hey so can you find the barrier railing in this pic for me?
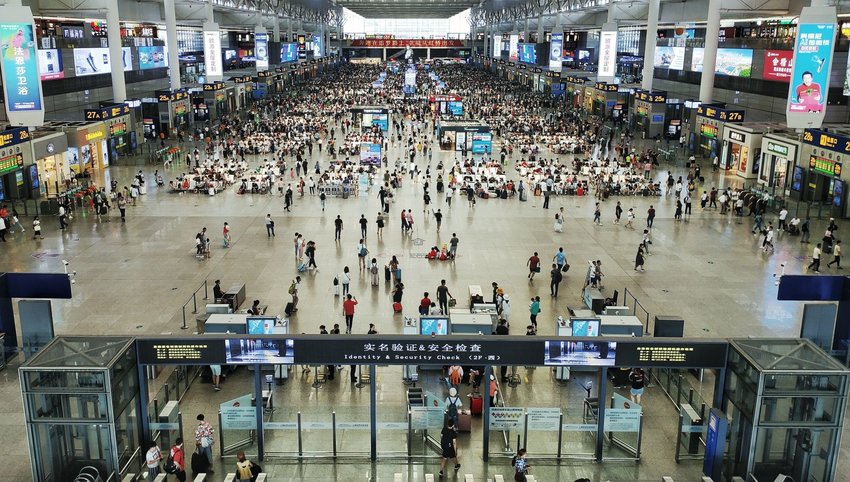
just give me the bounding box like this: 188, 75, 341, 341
622, 287, 652, 334
180, 280, 209, 330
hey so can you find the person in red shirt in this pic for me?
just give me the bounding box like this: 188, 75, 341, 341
169, 437, 186, 481
419, 292, 431, 315
342, 294, 358, 334
527, 252, 540, 280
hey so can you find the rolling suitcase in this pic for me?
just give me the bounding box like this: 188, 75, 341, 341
285, 302, 294, 315
191, 450, 209, 475
470, 394, 483, 415
393, 302, 403, 313
456, 410, 472, 432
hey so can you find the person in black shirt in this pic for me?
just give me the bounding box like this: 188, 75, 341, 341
334, 215, 343, 240
495, 319, 509, 381
434, 209, 443, 232
359, 215, 368, 239
212, 280, 224, 301
439, 422, 460, 477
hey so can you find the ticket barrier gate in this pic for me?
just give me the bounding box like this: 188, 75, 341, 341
675, 403, 705, 462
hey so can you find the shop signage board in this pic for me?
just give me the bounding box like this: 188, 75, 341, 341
786, 7, 838, 129
803, 128, 850, 155
526, 408, 561, 431
767, 141, 790, 156
84, 104, 130, 121
696, 105, 745, 122
0, 7, 44, 126
635, 90, 667, 103
728, 130, 746, 143
351, 39, 464, 48
604, 408, 641, 432
0, 127, 30, 148
489, 407, 525, 430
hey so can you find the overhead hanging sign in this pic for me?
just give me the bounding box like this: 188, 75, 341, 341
597, 24, 617, 81
549, 32, 563, 73
255, 29, 268, 71
786, 7, 838, 129
508, 34, 519, 62
203, 25, 222, 81
0, 6, 44, 126
492, 34, 502, 57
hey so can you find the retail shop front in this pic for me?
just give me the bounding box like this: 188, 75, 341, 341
759, 133, 800, 201
720, 123, 764, 180
58, 122, 108, 176
799, 128, 850, 217
30, 130, 69, 196
692, 104, 745, 163
85, 104, 135, 165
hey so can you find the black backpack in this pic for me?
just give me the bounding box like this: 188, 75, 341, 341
163, 449, 178, 474
447, 396, 459, 419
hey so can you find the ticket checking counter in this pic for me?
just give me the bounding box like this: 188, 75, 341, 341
799, 128, 850, 217
203, 82, 228, 119
593, 82, 618, 117
759, 133, 800, 199
720, 123, 764, 180
564, 75, 588, 109
155, 89, 190, 138
85, 104, 134, 165
0, 127, 34, 200
253, 72, 273, 100
30, 130, 69, 196
692, 104, 745, 162
631, 89, 667, 139
28, 334, 846, 482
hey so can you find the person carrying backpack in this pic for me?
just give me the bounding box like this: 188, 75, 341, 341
235, 450, 261, 482
164, 437, 186, 481
444, 387, 462, 426
511, 448, 530, 481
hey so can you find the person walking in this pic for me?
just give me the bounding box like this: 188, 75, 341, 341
265, 214, 275, 237
436, 279, 453, 314
334, 215, 343, 240
642, 229, 652, 255
553, 247, 567, 270
512, 448, 531, 482
828, 240, 842, 269
359, 214, 368, 239
117, 194, 127, 222
762, 224, 775, 252
614, 201, 622, 225
357, 239, 368, 270
593, 202, 602, 226
646, 205, 656, 228
808, 243, 822, 273
340, 267, 351, 296
145, 441, 162, 480
438, 421, 461, 477
194, 414, 215, 472
376, 212, 384, 237
370, 258, 380, 286
222, 222, 232, 248
167, 438, 187, 482
434, 208, 443, 232
629, 368, 646, 404
449, 233, 459, 259
527, 252, 540, 280
235, 450, 258, 482
32, 216, 43, 240
550, 263, 563, 297
58, 203, 67, 230
634, 243, 647, 271
684, 193, 692, 216
625, 208, 635, 229
289, 276, 301, 313
342, 294, 358, 334
528, 296, 541, 332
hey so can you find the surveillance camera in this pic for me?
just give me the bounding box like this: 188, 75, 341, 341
62, 260, 69, 265
72, 271, 77, 276
71, 279, 76, 284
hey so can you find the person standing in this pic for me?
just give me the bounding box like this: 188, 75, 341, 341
376, 212, 384, 237
684, 193, 692, 216
550, 264, 563, 297
32, 216, 43, 240
145, 441, 162, 480
528, 296, 541, 332
512, 448, 530, 482
359, 214, 368, 239
0, 215, 7, 242
168, 437, 187, 482
808, 243, 822, 273
527, 252, 540, 280
58, 203, 67, 230
801, 218, 811, 244
436, 279, 453, 315
370, 258, 380, 286
289, 276, 301, 313
593, 202, 602, 226
778, 208, 789, 231
265, 214, 275, 237
334, 215, 343, 240
828, 240, 842, 269
209, 364, 222, 391
117, 194, 127, 222
194, 414, 215, 472
235, 450, 257, 482
438, 421, 461, 477
320, 190, 327, 211
284, 185, 293, 211
222, 222, 232, 248
614, 201, 622, 225
306, 241, 318, 270
629, 368, 646, 404
340, 267, 351, 296
646, 205, 656, 228
357, 239, 368, 270
434, 208, 443, 232
449, 233, 459, 259
343, 294, 358, 334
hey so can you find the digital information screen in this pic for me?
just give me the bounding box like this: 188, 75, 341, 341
294, 337, 542, 365
137, 339, 227, 364
615, 340, 728, 368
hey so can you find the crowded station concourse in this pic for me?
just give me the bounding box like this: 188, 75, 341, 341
3, 0, 850, 481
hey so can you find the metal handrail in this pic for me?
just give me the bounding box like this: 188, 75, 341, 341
180, 280, 209, 330
623, 287, 652, 334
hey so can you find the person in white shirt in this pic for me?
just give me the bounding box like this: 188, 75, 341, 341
778, 208, 789, 231
625, 208, 635, 229
828, 241, 843, 269
763, 224, 775, 252
808, 244, 822, 273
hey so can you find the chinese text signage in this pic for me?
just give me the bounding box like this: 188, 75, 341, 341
803, 128, 850, 155
203, 28, 222, 79
763, 50, 793, 82
810, 155, 842, 177
351, 39, 463, 48
0, 16, 43, 125
786, 13, 838, 128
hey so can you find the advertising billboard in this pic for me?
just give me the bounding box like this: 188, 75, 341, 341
519, 43, 536, 64
359, 142, 381, 165
493, 34, 502, 57
255, 31, 268, 70
471, 132, 492, 154
37, 48, 63, 80
763, 50, 793, 82
280, 43, 297, 62
653, 46, 685, 70
203, 28, 222, 79
138, 46, 166, 69
691, 48, 752, 77
508, 34, 519, 61
787, 20, 837, 126
312, 34, 323, 58
120, 47, 133, 71
597, 28, 617, 80
844, 54, 850, 96
74, 47, 110, 76
0, 19, 44, 122
549, 32, 563, 72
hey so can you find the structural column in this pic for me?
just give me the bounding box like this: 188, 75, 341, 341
105, 0, 127, 102
273, 18, 280, 43
163, 0, 181, 90
698, 0, 721, 103
536, 14, 544, 43
640, 0, 660, 91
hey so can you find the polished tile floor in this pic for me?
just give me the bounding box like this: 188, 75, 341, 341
2, 126, 846, 481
